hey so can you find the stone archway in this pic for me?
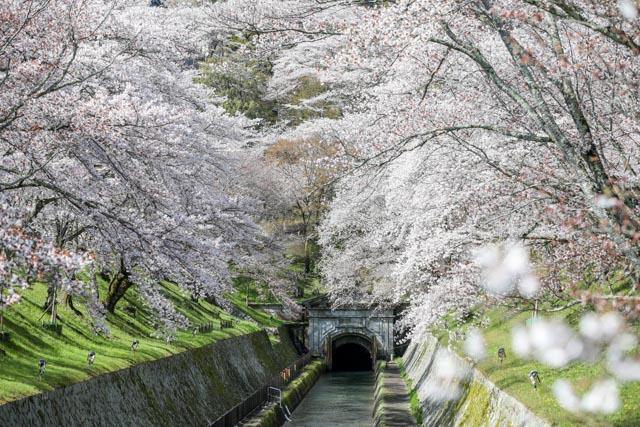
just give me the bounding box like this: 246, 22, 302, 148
304, 296, 395, 362
324, 331, 378, 370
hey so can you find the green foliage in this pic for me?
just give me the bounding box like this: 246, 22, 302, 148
196, 46, 276, 123
285, 238, 324, 299
0, 279, 267, 404
281, 76, 342, 126
226, 292, 283, 328
233, 276, 280, 304
197, 52, 341, 126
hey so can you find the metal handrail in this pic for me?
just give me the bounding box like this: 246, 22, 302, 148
209, 353, 312, 427
268, 387, 282, 404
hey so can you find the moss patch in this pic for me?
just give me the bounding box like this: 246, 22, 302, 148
455, 380, 492, 427
250, 360, 325, 427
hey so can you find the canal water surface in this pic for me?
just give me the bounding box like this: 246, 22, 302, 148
285, 371, 375, 426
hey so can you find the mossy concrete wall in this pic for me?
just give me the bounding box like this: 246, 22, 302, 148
245, 360, 325, 427
373, 361, 388, 426
402, 334, 550, 427
0, 327, 298, 427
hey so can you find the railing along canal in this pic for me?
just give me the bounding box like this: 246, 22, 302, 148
209, 353, 312, 427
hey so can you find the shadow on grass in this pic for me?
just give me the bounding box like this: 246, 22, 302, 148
0, 280, 265, 405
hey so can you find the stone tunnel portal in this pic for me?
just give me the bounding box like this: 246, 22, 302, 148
304, 296, 394, 370
330, 333, 374, 371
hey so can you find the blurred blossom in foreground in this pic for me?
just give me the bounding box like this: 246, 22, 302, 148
607, 333, 640, 382
618, 0, 639, 20
463, 328, 486, 361
595, 195, 620, 209
474, 242, 539, 297
552, 380, 581, 412
512, 319, 583, 367
582, 380, 621, 414
578, 312, 640, 381
553, 379, 621, 414
512, 308, 636, 372
423, 352, 470, 402
580, 312, 623, 343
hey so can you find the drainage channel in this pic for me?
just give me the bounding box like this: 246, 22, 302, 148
283, 371, 375, 426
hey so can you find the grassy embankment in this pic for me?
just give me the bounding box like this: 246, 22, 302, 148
433, 306, 640, 426
0, 277, 282, 404
227, 292, 283, 328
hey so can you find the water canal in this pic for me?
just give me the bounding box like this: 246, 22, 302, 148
284, 371, 375, 427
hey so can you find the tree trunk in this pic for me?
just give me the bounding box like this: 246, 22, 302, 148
50, 285, 57, 325
38, 284, 59, 324
205, 294, 223, 308
104, 258, 131, 314
64, 293, 83, 316
0, 286, 4, 334
304, 238, 311, 274
296, 201, 312, 275
104, 275, 132, 314
43, 286, 55, 311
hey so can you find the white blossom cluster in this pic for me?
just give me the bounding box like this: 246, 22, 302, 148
0, 0, 295, 331
474, 243, 540, 297
0, 197, 90, 313
474, 245, 637, 414
214, 0, 640, 416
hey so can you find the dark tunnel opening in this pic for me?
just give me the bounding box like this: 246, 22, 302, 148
332, 342, 373, 371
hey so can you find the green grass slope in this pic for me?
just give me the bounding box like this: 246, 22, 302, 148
227, 292, 283, 328
0, 279, 266, 404
436, 307, 640, 426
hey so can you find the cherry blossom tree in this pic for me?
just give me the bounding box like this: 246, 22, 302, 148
0, 0, 287, 334
226, 0, 639, 316
212, 0, 640, 413
0, 195, 90, 333
264, 135, 344, 274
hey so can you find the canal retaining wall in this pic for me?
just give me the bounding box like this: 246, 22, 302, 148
243, 360, 325, 426
402, 334, 550, 427
0, 327, 299, 427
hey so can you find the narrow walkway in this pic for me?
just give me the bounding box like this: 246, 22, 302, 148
375, 362, 416, 427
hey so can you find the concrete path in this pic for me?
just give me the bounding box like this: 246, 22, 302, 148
375, 362, 417, 427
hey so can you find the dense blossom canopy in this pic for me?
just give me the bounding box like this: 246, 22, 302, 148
0, 0, 283, 334
1, 0, 639, 414
208, 0, 640, 413
218, 0, 640, 321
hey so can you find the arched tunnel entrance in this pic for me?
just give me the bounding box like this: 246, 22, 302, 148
327, 333, 376, 371
332, 342, 373, 371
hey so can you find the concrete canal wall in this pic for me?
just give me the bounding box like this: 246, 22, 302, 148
0, 328, 298, 427
402, 334, 550, 427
